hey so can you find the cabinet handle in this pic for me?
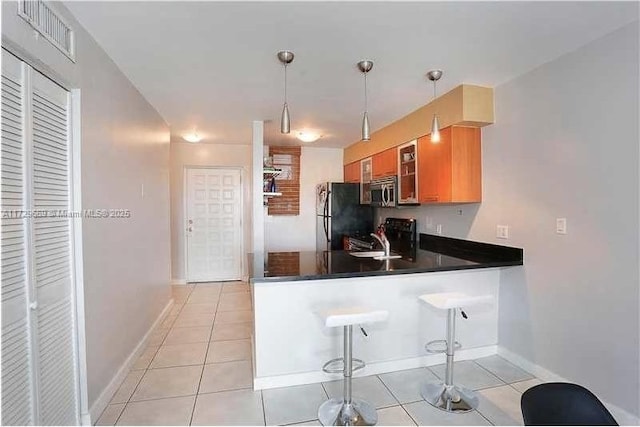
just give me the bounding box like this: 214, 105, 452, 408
423, 196, 439, 202
29, 302, 38, 310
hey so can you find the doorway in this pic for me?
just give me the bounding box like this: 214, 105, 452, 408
185, 167, 243, 282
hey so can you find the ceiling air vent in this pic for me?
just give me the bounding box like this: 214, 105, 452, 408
17, 0, 75, 62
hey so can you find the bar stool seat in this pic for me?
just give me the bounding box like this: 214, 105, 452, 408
419, 292, 492, 310
318, 307, 388, 426
419, 291, 493, 413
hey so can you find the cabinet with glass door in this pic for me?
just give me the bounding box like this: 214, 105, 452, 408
397, 140, 418, 204
360, 157, 372, 204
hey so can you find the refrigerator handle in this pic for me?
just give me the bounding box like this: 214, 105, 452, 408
324, 190, 330, 217
324, 215, 329, 241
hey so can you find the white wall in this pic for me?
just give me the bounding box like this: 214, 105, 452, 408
378, 22, 639, 417
265, 146, 343, 251
1, 0, 171, 415
170, 142, 253, 281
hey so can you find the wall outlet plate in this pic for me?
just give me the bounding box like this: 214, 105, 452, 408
497, 225, 509, 239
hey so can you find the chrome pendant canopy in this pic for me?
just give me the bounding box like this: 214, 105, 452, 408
278, 51, 295, 134
427, 69, 443, 143
357, 60, 373, 142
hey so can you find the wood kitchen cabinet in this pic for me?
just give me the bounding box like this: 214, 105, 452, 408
360, 157, 372, 204
417, 126, 482, 203
397, 140, 418, 204
343, 162, 360, 183
372, 147, 397, 178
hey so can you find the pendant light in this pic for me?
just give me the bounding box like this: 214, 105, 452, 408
427, 69, 443, 143
357, 60, 373, 141
277, 51, 294, 134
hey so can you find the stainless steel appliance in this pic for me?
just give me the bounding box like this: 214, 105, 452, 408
370, 176, 397, 207
316, 182, 374, 252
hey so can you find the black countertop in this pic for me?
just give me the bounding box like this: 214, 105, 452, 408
250, 234, 523, 283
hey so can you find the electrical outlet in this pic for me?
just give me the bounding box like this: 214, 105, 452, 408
497, 225, 509, 239
457, 209, 463, 216
556, 218, 567, 234
436, 224, 442, 235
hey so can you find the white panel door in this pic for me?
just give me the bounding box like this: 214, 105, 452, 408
186, 168, 242, 282
1, 49, 80, 426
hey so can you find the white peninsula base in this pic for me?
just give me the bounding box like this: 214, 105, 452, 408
251, 268, 503, 390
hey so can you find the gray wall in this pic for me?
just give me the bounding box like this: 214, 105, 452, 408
2, 0, 171, 414
378, 21, 639, 416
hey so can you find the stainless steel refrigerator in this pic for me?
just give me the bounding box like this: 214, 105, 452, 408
316, 182, 373, 252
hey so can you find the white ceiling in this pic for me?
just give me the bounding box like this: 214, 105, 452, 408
64, 1, 637, 148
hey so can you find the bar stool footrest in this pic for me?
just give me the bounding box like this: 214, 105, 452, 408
425, 339, 462, 354
322, 357, 365, 374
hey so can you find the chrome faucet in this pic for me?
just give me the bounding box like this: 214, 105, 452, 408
370, 230, 391, 258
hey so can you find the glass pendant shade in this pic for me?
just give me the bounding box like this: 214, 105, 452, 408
362, 112, 371, 141
430, 114, 440, 143
281, 102, 290, 134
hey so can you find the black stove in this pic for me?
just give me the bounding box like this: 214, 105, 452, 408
346, 217, 417, 260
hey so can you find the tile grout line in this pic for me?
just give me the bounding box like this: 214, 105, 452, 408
188, 283, 223, 426
260, 389, 267, 426
470, 359, 510, 386
375, 373, 402, 406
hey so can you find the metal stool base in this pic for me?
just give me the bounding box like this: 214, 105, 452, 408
421, 381, 479, 413
318, 398, 378, 426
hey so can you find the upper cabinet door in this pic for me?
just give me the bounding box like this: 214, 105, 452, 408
360, 157, 372, 204
343, 162, 360, 183
397, 140, 418, 204
372, 148, 397, 179
417, 126, 482, 204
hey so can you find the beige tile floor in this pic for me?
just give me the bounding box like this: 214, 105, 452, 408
95, 282, 542, 426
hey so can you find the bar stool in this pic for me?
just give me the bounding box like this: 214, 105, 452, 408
318, 307, 389, 426
419, 292, 493, 413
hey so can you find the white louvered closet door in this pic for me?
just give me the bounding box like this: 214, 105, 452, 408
1, 49, 79, 426
1, 47, 34, 427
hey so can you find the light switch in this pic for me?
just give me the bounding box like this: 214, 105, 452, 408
556, 218, 567, 235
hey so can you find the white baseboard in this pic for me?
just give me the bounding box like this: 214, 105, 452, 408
88, 299, 174, 423
254, 345, 497, 390
170, 278, 187, 286
497, 346, 640, 426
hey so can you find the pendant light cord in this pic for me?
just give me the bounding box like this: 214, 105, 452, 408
284, 63, 288, 104
364, 71, 368, 113
433, 79, 437, 100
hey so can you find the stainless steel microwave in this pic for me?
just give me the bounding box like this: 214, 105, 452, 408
370, 176, 397, 207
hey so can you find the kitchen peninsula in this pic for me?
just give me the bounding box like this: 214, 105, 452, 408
249, 235, 523, 390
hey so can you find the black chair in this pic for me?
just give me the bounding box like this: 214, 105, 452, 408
521, 382, 618, 426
